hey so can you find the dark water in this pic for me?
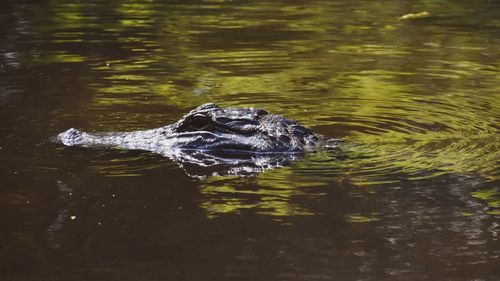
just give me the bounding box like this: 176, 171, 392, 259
1, 0, 499, 280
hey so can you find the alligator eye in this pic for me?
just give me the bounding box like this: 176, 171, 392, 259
189, 114, 208, 128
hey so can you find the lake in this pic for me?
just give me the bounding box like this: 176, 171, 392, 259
0, 0, 498, 280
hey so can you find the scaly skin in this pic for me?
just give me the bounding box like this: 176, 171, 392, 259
57, 103, 340, 177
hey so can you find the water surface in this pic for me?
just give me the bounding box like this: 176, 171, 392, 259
1, 0, 499, 280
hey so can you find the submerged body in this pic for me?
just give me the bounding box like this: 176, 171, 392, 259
57, 103, 339, 176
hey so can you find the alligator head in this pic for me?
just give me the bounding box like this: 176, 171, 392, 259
57, 103, 340, 177
162, 103, 323, 153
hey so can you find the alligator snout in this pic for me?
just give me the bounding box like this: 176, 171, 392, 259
58, 128, 86, 146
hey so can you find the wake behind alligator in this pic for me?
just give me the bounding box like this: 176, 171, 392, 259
57, 103, 340, 177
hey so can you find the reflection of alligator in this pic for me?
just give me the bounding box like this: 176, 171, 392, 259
57, 103, 340, 177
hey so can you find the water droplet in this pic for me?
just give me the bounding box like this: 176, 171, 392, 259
70, 216, 76, 220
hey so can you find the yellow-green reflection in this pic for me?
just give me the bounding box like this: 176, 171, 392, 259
330, 45, 411, 56
116, 0, 157, 28
35, 52, 86, 64
346, 214, 380, 223
200, 166, 329, 218
471, 190, 500, 215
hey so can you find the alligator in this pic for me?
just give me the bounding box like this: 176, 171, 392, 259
57, 103, 340, 177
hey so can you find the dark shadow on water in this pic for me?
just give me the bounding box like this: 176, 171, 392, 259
1, 158, 498, 280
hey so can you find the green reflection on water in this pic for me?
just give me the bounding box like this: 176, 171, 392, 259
35, 52, 86, 64
200, 168, 324, 217
471, 190, 500, 212
346, 214, 380, 223
330, 44, 411, 56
